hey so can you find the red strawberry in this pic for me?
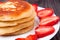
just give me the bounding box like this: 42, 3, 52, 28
38, 8, 54, 19
40, 16, 59, 26
32, 4, 38, 13
25, 35, 37, 40
15, 38, 25, 40
35, 26, 55, 38
0, 2, 2, 4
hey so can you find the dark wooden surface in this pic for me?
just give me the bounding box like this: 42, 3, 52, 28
27, 0, 60, 40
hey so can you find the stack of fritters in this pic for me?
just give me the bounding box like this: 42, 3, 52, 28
0, 1, 36, 36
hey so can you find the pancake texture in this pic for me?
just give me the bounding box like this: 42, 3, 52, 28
0, 19, 34, 35
0, 14, 34, 27
0, 1, 35, 21
0, 1, 36, 36
2, 25, 34, 36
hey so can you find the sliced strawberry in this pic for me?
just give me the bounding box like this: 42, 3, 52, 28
25, 34, 37, 40
38, 8, 54, 19
32, 4, 38, 13
15, 38, 25, 40
40, 16, 59, 26
35, 26, 55, 38
0, 2, 2, 4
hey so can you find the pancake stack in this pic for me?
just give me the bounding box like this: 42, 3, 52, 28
0, 1, 36, 36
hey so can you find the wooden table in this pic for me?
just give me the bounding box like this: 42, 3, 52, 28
27, 0, 60, 40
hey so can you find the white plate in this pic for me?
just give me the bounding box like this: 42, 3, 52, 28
0, 7, 60, 40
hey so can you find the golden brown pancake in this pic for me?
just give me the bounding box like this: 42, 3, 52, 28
0, 19, 34, 35
0, 1, 36, 21
0, 14, 35, 27
0, 1, 36, 36
2, 25, 34, 36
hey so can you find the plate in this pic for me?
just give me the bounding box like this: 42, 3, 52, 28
0, 7, 60, 40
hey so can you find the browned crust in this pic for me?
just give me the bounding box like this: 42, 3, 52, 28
0, 1, 31, 17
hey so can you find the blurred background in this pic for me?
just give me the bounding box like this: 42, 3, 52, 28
0, 0, 60, 40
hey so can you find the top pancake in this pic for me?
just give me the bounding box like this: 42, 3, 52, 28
0, 1, 35, 21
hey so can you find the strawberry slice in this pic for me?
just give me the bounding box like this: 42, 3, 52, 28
38, 8, 54, 19
0, 2, 2, 4
32, 4, 38, 13
35, 26, 55, 38
40, 16, 59, 26
15, 38, 25, 40
25, 35, 37, 40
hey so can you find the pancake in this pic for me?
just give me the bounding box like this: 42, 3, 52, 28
0, 14, 35, 27
2, 25, 34, 36
0, 1, 36, 21
0, 19, 34, 35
